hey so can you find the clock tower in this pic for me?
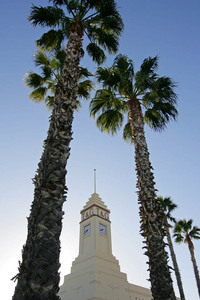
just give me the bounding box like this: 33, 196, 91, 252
79, 192, 113, 260
59, 192, 152, 300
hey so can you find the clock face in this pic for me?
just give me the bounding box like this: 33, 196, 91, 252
99, 223, 106, 235
84, 224, 91, 236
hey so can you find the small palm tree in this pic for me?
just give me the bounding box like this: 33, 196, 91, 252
174, 219, 200, 297
25, 48, 93, 108
90, 54, 178, 299
158, 196, 186, 300
13, 1, 123, 299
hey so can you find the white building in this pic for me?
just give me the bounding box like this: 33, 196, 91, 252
59, 192, 153, 300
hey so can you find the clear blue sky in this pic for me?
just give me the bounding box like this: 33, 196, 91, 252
0, 0, 200, 299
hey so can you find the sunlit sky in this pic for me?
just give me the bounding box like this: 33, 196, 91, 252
1, 0, 200, 299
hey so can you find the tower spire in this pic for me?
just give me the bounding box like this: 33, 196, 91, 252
94, 169, 96, 193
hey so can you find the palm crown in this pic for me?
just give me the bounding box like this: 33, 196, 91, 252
158, 196, 177, 224
174, 219, 200, 245
29, 0, 124, 64
90, 54, 178, 141
25, 48, 93, 108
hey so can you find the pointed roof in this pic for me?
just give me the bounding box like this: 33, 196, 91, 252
81, 193, 110, 213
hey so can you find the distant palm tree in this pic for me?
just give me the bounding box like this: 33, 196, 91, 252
12, 1, 123, 299
174, 219, 200, 297
90, 54, 178, 299
25, 48, 93, 108
158, 196, 186, 300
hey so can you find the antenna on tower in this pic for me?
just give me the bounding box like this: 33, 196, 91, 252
94, 169, 96, 193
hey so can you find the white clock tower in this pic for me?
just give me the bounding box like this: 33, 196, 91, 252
78, 192, 113, 261
59, 192, 152, 300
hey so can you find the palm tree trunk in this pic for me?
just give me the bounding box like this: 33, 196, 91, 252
187, 238, 200, 297
164, 218, 186, 300
127, 98, 176, 300
12, 26, 83, 300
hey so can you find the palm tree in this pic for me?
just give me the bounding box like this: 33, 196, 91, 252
12, 1, 123, 299
174, 219, 200, 297
90, 54, 178, 299
25, 48, 93, 108
158, 196, 186, 300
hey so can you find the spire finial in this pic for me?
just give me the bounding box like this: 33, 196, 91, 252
94, 169, 96, 193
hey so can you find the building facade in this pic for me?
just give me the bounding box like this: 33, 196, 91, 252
59, 192, 152, 300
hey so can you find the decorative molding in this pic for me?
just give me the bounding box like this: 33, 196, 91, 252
80, 204, 110, 223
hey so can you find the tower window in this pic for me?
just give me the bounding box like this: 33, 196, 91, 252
99, 223, 107, 235
84, 224, 91, 236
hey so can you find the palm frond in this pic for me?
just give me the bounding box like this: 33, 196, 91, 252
41, 66, 52, 79
45, 95, 55, 107
90, 89, 113, 116
189, 226, 200, 240
25, 72, 44, 88
83, 0, 123, 57
78, 79, 93, 99
29, 87, 47, 102
79, 67, 93, 79
142, 74, 178, 129
86, 25, 118, 54
50, 58, 60, 71
34, 50, 50, 67
96, 110, 124, 135
158, 196, 177, 223
153, 76, 177, 104
135, 56, 158, 92
49, 0, 66, 5
114, 55, 134, 76
90, 89, 126, 116
29, 5, 65, 27
173, 232, 184, 244
144, 102, 178, 131
86, 43, 106, 65
90, 88, 126, 135
95, 0, 124, 34
36, 29, 64, 51
96, 55, 134, 96
114, 55, 134, 95
140, 56, 159, 74
96, 67, 120, 89
96, 15, 123, 35
123, 122, 133, 144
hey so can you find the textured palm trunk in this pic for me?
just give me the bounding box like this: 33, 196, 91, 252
164, 218, 185, 300
127, 98, 176, 300
187, 237, 200, 297
12, 25, 83, 300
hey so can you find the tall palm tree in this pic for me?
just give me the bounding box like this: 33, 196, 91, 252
90, 54, 178, 299
25, 48, 93, 108
158, 196, 186, 300
174, 219, 200, 297
12, 1, 123, 299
